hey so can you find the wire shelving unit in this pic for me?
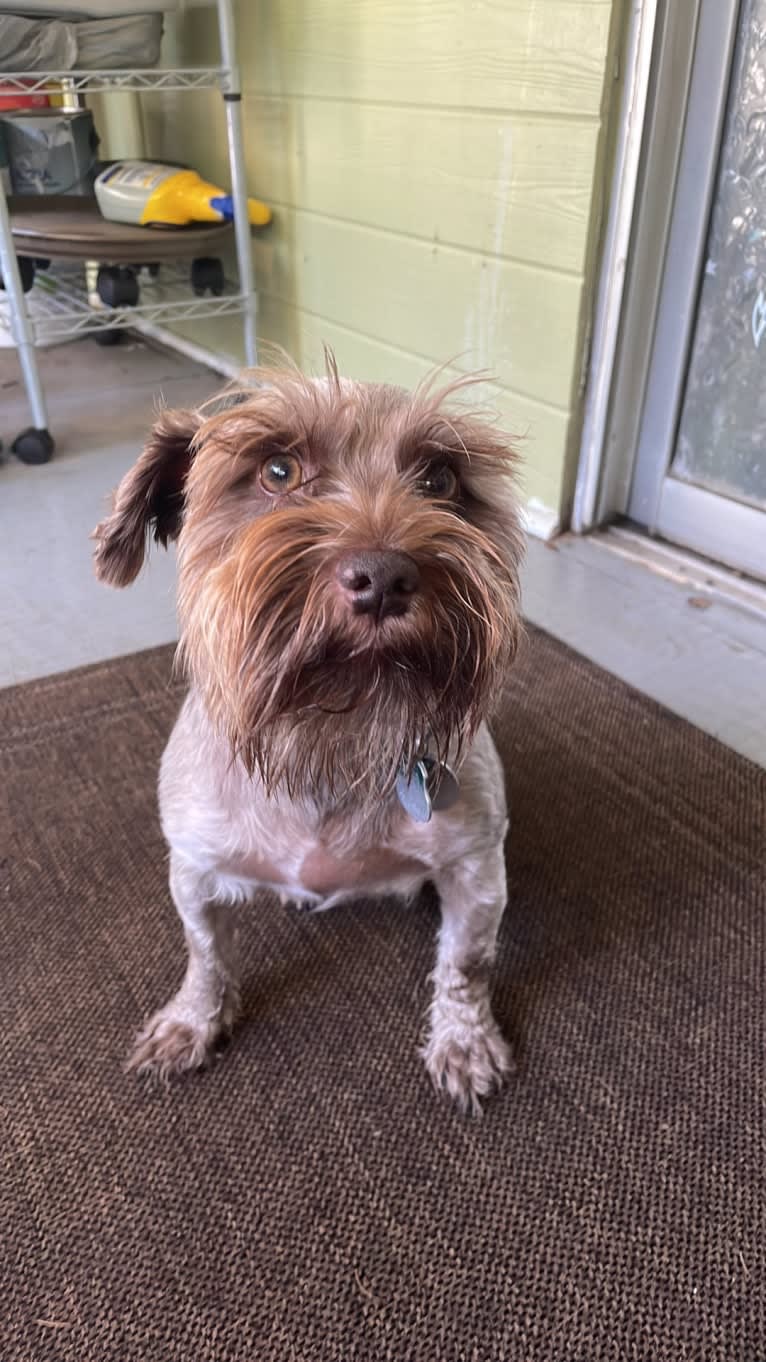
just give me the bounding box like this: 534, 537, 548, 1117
0, 0, 257, 463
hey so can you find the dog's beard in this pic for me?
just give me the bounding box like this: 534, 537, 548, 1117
178, 502, 519, 802
231, 627, 483, 801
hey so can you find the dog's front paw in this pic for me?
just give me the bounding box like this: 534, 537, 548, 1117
421, 1017, 512, 1116
126, 1007, 224, 1081
278, 892, 315, 912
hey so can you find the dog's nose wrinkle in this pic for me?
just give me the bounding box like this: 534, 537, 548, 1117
336, 551, 420, 619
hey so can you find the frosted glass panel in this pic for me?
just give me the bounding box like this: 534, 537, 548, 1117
673, 0, 766, 512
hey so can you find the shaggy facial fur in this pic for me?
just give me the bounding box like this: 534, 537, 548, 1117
94, 360, 525, 1114
96, 364, 522, 801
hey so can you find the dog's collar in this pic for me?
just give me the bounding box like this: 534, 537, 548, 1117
395, 755, 460, 823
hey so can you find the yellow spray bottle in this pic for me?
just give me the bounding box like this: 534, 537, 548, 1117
94, 160, 271, 229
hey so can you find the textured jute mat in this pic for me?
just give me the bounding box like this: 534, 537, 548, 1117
1, 632, 764, 1361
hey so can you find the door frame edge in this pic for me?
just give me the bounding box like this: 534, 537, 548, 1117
573, 0, 741, 533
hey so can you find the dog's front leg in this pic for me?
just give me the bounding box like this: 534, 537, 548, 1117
127, 852, 240, 1079
422, 837, 511, 1114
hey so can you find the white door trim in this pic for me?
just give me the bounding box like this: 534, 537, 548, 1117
626, 0, 740, 527
655, 480, 766, 582
572, 0, 659, 533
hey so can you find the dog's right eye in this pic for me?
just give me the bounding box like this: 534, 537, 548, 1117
260, 453, 303, 495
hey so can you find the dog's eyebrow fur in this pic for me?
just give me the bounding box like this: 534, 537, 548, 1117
193, 361, 519, 490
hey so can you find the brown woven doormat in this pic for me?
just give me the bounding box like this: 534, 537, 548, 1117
1, 632, 764, 1361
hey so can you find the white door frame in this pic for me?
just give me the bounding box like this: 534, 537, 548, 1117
574, 0, 765, 581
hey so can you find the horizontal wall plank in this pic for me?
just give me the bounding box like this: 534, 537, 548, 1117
152, 94, 598, 275
180, 0, 612, 117
249, 208, 582, 407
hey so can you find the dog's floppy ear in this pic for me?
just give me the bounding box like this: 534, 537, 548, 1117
93, 407, 201, 587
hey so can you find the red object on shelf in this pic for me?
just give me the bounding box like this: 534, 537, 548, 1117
0, 85, 50, 112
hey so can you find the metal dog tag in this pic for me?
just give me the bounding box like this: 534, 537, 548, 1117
396, 759, 432, 823
396, 758, 460, 822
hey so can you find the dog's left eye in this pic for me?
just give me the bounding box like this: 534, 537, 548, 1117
417, 462, 458, 500
260, 453, 303, 495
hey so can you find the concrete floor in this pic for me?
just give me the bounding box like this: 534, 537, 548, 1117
2, 338, 765, 769
523, 532, 766, 768
1, 337, 218, 683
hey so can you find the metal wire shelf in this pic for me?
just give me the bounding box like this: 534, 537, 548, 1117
1, 262, 246, 346
0, 68, 229, 95
0, 0, 256, 458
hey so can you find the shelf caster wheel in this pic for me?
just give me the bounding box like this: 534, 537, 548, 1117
191, 256, 224, 297
0, 257, 35, 294
34, 257, 51, 271
12, 427, 54, 465
95, 327, 124, 347
146, 262, 160, 278
96, 265, 139, 308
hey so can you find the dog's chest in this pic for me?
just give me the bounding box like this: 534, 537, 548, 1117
162, 697, 450, 901
296, 843, 427, 897
224, 799, 429, 900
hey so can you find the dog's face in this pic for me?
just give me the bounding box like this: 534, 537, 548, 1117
94, 365, 524, 799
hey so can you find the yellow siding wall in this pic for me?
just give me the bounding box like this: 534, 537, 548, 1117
145, 0, 621, 526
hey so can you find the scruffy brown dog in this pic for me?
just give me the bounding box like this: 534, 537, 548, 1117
94, 360, 524, 1113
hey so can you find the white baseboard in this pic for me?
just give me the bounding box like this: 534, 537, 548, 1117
522, 498, 560, 541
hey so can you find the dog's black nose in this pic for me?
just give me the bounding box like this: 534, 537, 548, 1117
336, 550, 420, 619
